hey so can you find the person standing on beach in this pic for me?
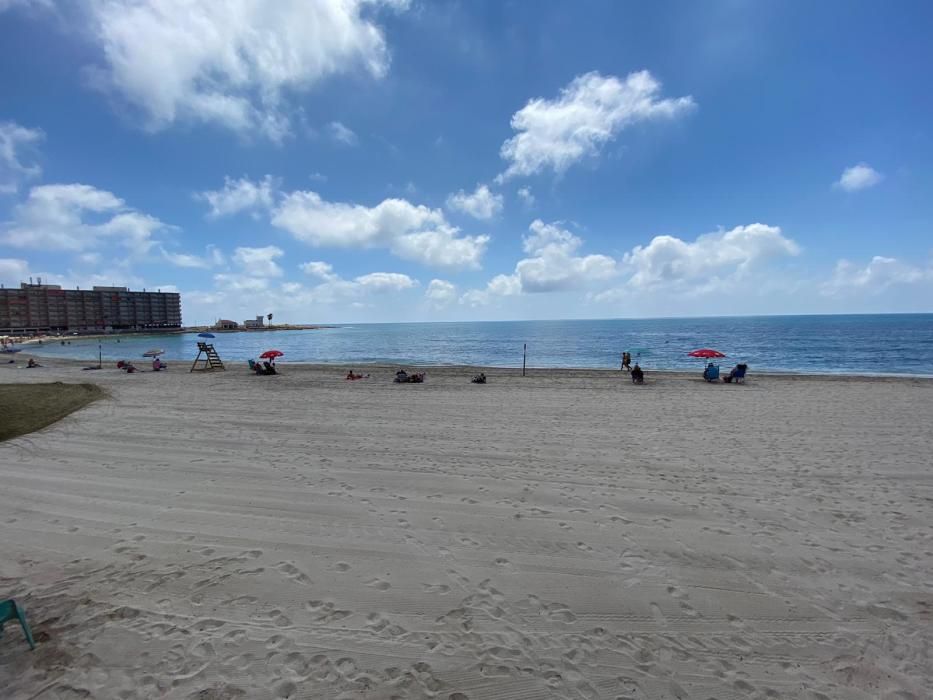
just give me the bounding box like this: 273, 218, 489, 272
621, 352, 632, 371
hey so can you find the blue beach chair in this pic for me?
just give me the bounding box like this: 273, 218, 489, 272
703, 363, 720, 382
0, 598, 36, 650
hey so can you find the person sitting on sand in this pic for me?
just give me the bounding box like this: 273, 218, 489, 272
346, 370, 368, 380
471, 372, 486, 384
152, 358, 166, 371
263, 361, 276, 375
631, 363, 644, 384
395, 370, 409, 383
27, 358, 41, 368
409, 372, 425, 383
722, 363, 747, 383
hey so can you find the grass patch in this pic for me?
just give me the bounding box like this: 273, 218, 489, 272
0, 383, 107, 442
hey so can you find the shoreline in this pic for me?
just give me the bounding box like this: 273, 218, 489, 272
7, 352, 933, 382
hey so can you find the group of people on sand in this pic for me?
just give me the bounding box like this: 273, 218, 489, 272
394, 369, 425, 383
621, 352, 645, 384
345, 370, 369, 380
250, 359, 277, 375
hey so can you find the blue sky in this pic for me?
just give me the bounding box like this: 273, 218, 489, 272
1, 0, 932, 324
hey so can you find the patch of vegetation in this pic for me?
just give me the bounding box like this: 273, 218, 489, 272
0, 383, 107, 442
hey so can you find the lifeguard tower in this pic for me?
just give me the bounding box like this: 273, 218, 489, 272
190, 342, 225, 372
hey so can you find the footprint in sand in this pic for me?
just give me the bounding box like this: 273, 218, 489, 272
275, 562, 311, 585
332, 561, 351, 572
422, 583, 451, 594
365, 578, 391, 591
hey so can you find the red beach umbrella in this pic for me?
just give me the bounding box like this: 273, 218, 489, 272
688, 348, 726, 359
260, 349, 284, 359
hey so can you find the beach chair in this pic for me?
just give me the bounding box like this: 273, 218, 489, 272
703, 364, 720, 382
0, 599, 36, 650
732, 364, 747, 384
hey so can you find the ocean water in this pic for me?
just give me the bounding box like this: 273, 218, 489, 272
22, 314, 933, 376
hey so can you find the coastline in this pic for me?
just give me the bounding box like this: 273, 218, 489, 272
7, 352, 933, 381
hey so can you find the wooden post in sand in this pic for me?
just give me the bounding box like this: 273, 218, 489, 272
522, 343, 527, 377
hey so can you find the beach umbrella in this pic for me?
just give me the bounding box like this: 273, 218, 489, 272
142, 348, 165, 357
198, 332, 215, 338
688, 348, 726, 359
260, 349, 283, 360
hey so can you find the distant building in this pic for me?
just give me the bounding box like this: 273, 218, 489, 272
0, 280, 181, 336
215, 319, 239, 330
243, 315, 264, 329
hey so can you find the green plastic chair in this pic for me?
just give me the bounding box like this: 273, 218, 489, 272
0, 599, 36, 650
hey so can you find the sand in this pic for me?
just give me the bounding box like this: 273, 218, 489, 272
1, 358, 931, 699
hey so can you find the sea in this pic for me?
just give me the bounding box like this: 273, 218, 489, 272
21, 314, 933, 376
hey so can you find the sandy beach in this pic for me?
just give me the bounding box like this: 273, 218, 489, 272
1, 358, 931, 699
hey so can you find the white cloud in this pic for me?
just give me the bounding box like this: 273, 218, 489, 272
221, 261, 418, 318
300, 260, 338, 281
355, 271, 416, 291
425, 278, 456, 306
327, 121, 358, 146
822, 256, 931, 296
515, 220, 617, 293
161, 244, 225, 269
461, 220, 616, 304
835, 163, 883, 192
517, 186, 535, 207
0, 121, 43, 194
84, 0, 406, 139
0, 183, 167, 252
0, 257, 29, 284
589, 223, 800, 301
498, 70, 695, 180
272, 190, 489, 268
232, 245, 284, 277
198, 175, 277, 218
446, 183, 503, 220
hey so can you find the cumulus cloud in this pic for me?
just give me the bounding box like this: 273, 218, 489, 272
822, 256, 931, 296
462, 220, 616, 304
498, 70, 695, 180
446, 183, 503, 220
0, 257, 30, 283
300, 260, 338, 281
621, 223, 800, 293
835, 163, 883, 192
293, 261, 418, 307
0, 183, 167, 252
161, 245, 225, 269
327, 121, 358, 146
425, 278, 456, 306
272, 190, 489, 268
197, 175, 277, 218
232, 245, 284, 277
84, 0, 407, 139
0, 121, 44, 194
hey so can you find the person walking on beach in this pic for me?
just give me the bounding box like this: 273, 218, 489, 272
621, 352, 632, 371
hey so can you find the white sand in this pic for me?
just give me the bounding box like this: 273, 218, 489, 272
1, 360, 931, 699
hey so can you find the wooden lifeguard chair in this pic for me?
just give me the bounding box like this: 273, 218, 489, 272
190, 342, 225, 372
